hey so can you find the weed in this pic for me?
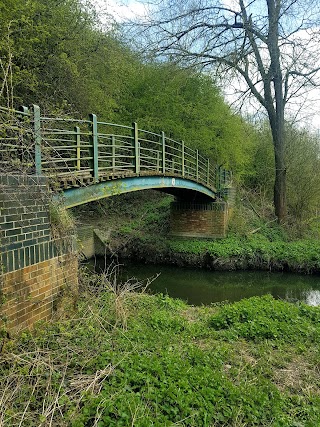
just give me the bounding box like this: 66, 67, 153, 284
1, 281, 319, 426
209, 294, 320, 342
49, 200, 75, 239
80, 263, 159, 329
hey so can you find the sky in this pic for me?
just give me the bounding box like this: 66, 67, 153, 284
93, 0, 147, 22
92, 0, 320, 132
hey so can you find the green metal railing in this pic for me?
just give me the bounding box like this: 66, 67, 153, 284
0, 105, 232, 193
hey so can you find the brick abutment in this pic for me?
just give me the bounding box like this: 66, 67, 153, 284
170, 201, 231, 238
0, 175, 78, 332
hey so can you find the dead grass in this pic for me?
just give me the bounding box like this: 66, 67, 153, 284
273, 356, 320, 395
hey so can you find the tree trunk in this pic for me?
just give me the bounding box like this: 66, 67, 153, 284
274, 141, 287, 222
269, 110, 286, 222
267, 0, 287, 223
266, 101, 287, 222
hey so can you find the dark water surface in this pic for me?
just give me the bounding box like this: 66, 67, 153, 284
91, 259, 320, 306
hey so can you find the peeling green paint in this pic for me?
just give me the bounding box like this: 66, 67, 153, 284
58, 176, 217, 208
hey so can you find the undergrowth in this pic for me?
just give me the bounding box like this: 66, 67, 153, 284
0, 272, 320, 426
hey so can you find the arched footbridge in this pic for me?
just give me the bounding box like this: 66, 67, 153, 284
0, 105, 232, 208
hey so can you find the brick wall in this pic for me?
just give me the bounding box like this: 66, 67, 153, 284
170, 201, 229, 238
0, 175, 78, 331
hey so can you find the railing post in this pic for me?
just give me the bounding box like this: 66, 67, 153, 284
74, 126, 81, 171
111, 135, 116, 173
132, 122, 140, 174
89, 113, 99, 182
161, 131, 166, 174
31, 105, 42, 175
216, 165, 222, 192
196, 149, 199, 181
181, 141, 185, 177
207, 159, 210, 185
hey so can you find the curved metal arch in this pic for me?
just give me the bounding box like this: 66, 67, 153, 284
59, 176, 217, 208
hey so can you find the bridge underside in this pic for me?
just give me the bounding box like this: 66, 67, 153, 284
59, 175, 217, 208
59, 175, 231, 239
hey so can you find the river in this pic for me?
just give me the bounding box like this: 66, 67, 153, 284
89, 258, 320, 306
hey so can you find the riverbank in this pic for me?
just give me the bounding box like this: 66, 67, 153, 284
99, 233, 320, 275
1, 275, 319, 426
73, 192, 320, 275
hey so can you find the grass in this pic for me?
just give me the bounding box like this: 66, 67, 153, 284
168, 235, 320, 272
1, 273, 320, 426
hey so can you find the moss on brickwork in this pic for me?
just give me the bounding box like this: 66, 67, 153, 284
49, 201, 75, 239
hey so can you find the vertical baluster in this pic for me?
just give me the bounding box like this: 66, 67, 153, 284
32, 105, 41, 175
162, 131, 166, 174
17, 106, 29, 169
74, 126, 81, 171
181, 141, 185, 177
196, 149, 199, 181
111, 135, 116, 173
216, 165, 222, 192
207, 159, 210, 185
132, 122, 140, 174
89, 113, 98, 182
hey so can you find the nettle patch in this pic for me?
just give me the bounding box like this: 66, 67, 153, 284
209, 294, 320, 342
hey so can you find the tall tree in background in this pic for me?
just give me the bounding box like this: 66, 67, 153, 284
134, 0, 320, 221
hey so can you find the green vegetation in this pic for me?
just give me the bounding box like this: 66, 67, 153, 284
0, 0, 254, 176
2, 0, 320, 227
1, 279, 319, 426
2, 0, 320, 425
49, 200, 75, 239
168, 236, 320, 272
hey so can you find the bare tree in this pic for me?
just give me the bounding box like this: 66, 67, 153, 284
131, 0, 320, 222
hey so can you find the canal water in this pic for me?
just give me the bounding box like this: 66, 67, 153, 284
90, 259, 320, 306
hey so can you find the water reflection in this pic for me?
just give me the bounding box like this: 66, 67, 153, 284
92, 259, 320, 306
303, 290, 320, 306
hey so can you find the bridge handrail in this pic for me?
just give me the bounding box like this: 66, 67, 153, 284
0, 104, 232, 193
